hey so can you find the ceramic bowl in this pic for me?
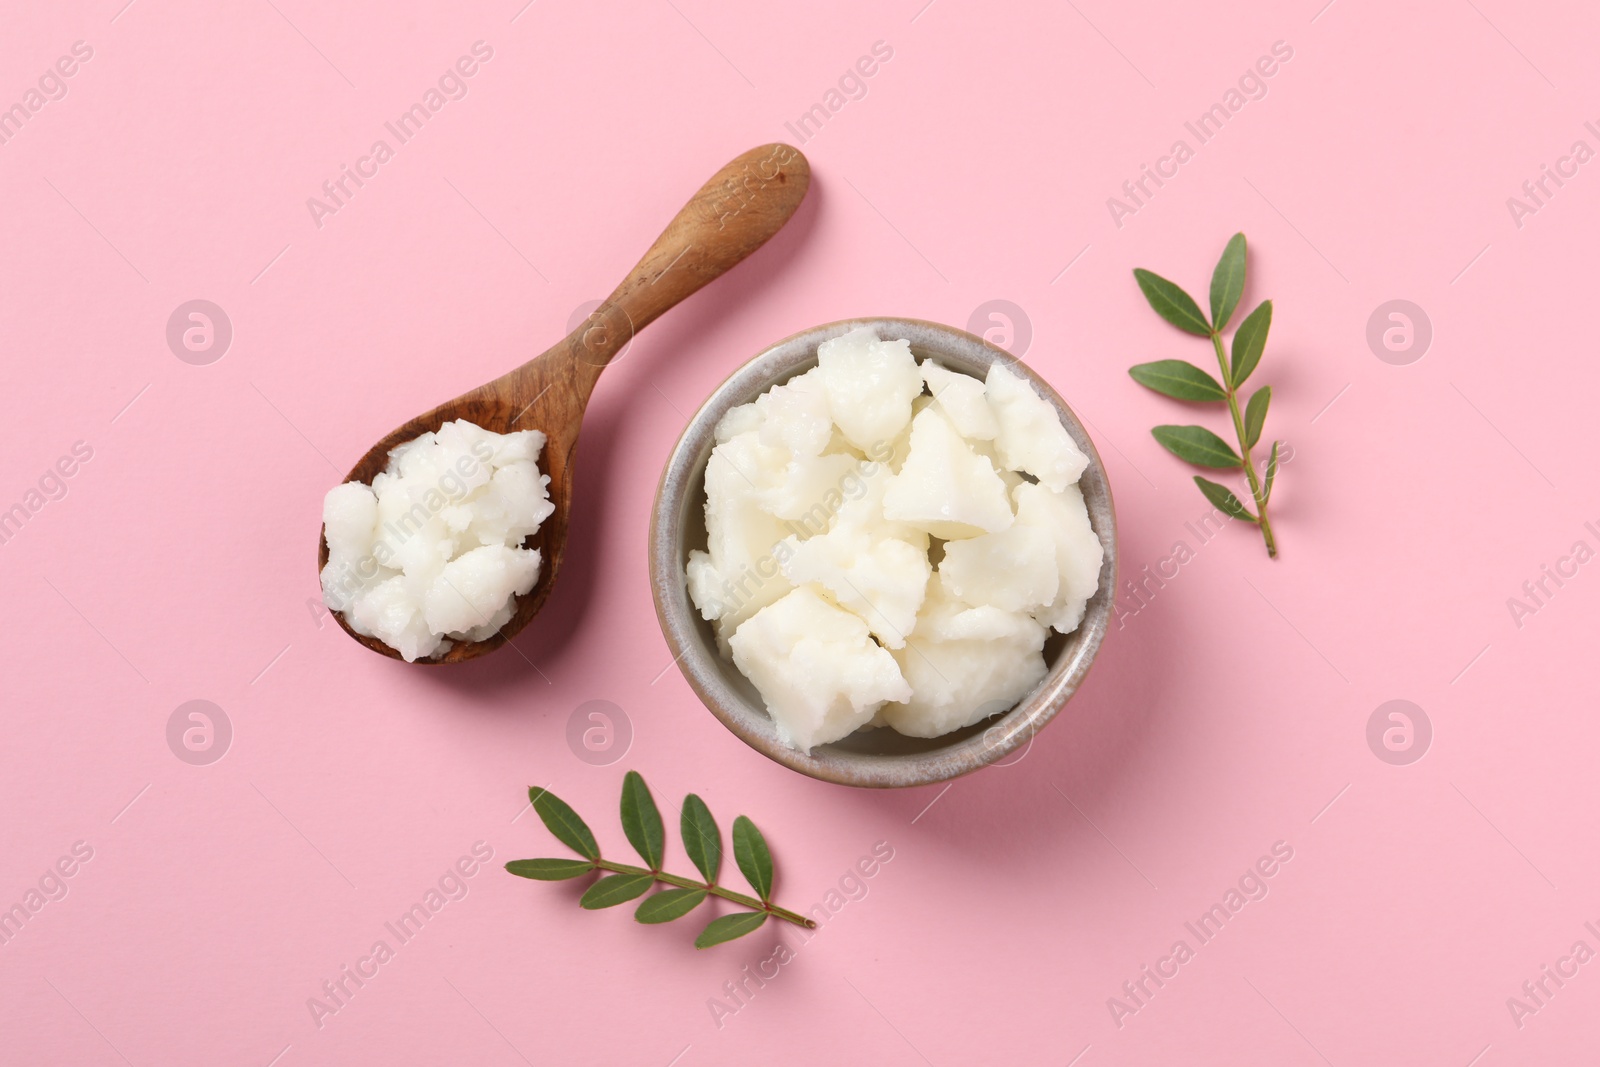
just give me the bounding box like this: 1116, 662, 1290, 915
648, 317, 1117, 787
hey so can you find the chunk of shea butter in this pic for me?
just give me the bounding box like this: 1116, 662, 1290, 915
321, 483, 378, 610
882, 406, 1013, 539
715, 401, 764, 443
882, 578, 1049, 738
754, 366, 834, 456
686, 429, 795, 647
938, 523, 1059, 613
829, 453, 928, 550
816, 325, 923, 452
985, 363, 1089, 491
759, 451, 860, 522
729, 587, 911, 753
703, 431, 790, 572
423, 544, 540, 638
921, 360, 998, 440
778, 525, 931, 648
1013, 481, 1103, 633
319, 420, 552, 662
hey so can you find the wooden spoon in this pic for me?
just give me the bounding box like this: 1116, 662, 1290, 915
318, 143, 811, 663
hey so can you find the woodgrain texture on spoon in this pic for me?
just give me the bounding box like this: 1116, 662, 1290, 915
318, 143, 811, 663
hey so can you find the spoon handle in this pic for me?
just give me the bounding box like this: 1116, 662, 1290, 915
558, 143, 811, 391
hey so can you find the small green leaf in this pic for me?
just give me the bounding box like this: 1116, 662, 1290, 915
635, 888, 708, 924
504, 858, 595, 881
680, 794, 721, 884
579, 873, 654, 909
1244, 386, 1271, 449
1133, 269, 1211, 336
529, 787, 599, 861
1194, 477, 1257, 523
732, 816, 773, 901
1151, 425, 1242, 469
1209, 233, 1247, 332
1263, 441, 1280, 503
1129, 360, 1227, 402
694, 911, 769, 949
1230, 300, 1272, 386
620, 771, 665, 870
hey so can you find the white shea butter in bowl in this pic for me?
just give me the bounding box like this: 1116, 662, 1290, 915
319, 419, 555, 662
680, 325, 1105, 756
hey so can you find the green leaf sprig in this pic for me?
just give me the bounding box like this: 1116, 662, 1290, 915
506, 772, 815, 948
1131, 233, 1281, 558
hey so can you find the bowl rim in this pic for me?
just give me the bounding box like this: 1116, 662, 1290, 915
648, 316, 1118, 788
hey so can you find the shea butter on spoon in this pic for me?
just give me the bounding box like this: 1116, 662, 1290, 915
320, 421, 553, 662
318, 143, 810, 662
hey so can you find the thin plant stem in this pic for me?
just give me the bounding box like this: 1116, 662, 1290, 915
1209, 332, 1277, 558
595, 858, 816, 928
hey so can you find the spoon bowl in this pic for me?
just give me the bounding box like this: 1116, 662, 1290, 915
318, 144, 811, 662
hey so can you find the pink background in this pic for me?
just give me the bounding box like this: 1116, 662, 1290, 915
3, 0, 1596, 1063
